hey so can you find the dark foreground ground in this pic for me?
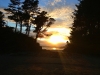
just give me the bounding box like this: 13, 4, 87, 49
0, 50, 100, 75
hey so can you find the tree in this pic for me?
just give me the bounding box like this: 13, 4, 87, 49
0, 11, 5, 28
5, 0, 27, 33
4, 0, 21, 32
68, 0, 100, 52
33, 11, 55, 40
22, 0, 39, 35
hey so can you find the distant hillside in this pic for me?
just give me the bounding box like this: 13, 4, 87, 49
0, 26, 42, 54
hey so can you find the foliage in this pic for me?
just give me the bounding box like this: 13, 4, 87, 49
4, 0, 23, 33
22, 0, 39, 35
70, 0, 100, 43
33, 11, 55, 39
67, 0, 100, 54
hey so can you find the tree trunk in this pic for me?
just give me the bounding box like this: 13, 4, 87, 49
26, 25, 28, 35
27, 24, 31, 36
35, 31, 40, 42
20, 21, 22, 33
15, 22, 18, 32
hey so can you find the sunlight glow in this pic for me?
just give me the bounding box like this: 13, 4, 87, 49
48, 34, 67, 44
37, 27, 70, 47
37, 38, 46, 41
52, 48, 56, 50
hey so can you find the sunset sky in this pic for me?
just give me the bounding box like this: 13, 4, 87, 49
0, 0, 79, 50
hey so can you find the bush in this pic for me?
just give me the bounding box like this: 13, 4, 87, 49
64, 42, 100, 56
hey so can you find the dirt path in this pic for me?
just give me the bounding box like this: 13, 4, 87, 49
0, 51, 100, 75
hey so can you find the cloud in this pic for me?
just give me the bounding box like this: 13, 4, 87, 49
48, 0, 62, 6
0, 8, 6, 13
0, 8, 8, 20
40, 0, 74, 28
0, 7, 17, 24
49, 6, 74, 28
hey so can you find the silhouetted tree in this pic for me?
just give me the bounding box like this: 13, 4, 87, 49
22, 0, 39, 35
0, 11, 5, 28
68, 0, 100, 53
5, 0, 26, 33
4, 0, 21, 32
33, 11, 55, 40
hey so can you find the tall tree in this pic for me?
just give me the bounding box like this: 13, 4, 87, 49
70, 0, 100, 45
22, 0, 39, 35
4, 0, 24, 33
4, 0, 20, 32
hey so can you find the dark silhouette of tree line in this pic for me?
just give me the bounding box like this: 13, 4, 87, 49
65, 0, 100, 55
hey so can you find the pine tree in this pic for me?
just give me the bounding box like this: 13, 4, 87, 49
22, 0, 39, 35
5, 0, 27, 33
4, 0, 21, 32
70, 0, 100, 46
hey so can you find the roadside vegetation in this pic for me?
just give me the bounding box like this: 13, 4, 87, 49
65, 0, 100, 56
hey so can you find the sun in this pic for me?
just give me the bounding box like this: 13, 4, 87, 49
48, 35, 67, 44
52, 48, 56, 50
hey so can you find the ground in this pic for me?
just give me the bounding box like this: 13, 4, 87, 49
0, 50, 100, 75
